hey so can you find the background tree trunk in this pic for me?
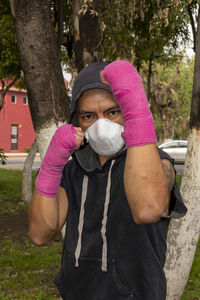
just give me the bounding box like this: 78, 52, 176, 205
72, 0, 102, 72
162, 112, 173, 140
10, 0, 70, 159
164, 8, 200, 299
21, 139, 38, 203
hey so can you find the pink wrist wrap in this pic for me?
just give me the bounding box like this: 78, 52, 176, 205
102, 60, 157, 147
35, 124, 77, 198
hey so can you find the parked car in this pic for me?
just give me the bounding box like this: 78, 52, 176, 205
158, 140, 188, 162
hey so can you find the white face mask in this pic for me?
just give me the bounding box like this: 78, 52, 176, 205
85, 118, 124, 156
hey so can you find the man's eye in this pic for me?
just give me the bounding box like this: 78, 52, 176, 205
107, 110, 120, 116
83, 115, 93, 120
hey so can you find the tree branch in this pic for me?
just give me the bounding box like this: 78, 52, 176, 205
187, 3, 197, 52
56, 0, 64, 50
63, 32, 74, 60
0, 76, 19, 111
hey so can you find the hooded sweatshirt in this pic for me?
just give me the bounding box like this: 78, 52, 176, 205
54, 62, 187, 300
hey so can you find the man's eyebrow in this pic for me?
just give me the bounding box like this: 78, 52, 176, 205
104, 105, 120, 112
78, 105, 120, 115
78, 110, 95, 115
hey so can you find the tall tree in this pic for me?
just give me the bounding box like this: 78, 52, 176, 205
57, 0, 191, 76
10, 0, 70, 159
174, 58, 194, 139
150, 63, 180, 140
0, 1, 40, 202
99, 0, 190, 63
9, 0, 71, 203
147, 59, 193, 141
0, 0, 22, 110
164, 3, 200, 299
72, 0, 102, 72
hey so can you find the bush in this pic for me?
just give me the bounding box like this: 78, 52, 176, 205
25, 147, 31, 153
0, 148, 7, 165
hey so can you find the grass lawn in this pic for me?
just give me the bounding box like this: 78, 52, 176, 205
0, 168, 62, 299
0, 239, 62, 300
0, 169, 199, 299
181, 238, 200, 299
0, 169, 37, 215
0, 169, 37, 201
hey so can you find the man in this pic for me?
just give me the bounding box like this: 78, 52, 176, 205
29, 60, 187, 300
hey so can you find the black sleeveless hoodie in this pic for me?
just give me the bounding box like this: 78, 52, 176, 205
54, 145, 187, 300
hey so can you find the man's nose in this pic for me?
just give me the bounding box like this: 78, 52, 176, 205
96, 113, 105, 119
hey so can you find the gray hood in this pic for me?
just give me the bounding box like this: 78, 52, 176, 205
69, 62, 112, 126
70, 62, 116, 172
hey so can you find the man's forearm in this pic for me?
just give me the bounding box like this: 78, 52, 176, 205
124, 144, 168, 224
28, 191, 59, 246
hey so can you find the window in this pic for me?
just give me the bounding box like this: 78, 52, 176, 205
160, 142, 179, 149
23, 97, 28, 105
178, 142, 188, 148
11, 95, 17, 104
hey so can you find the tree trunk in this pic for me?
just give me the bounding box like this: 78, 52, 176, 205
165, 130, 200, 300
21, 139, 38, 203
10, 0, 70, 159
147, 56, 153, 101
162, 111, 173, 140
72, 0, 102, 72
55, 0, 64, 50
164, 7, 200, 299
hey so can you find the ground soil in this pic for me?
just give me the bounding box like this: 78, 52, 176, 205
0, 203, 63, 300
0, 208, 62, 243
0, 211, 28, 242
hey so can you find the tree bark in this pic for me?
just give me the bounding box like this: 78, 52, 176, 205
72, 0, 102, 72
162, 110, 173, 140
53, 0, 64, 50
147, 56, 153, 101
165, 130, 200, 300
21, 139, 38, 203
190, 8, 200, 129
188, 3, 196, 52
165, 7, 200, 299
10, 0, 70, 158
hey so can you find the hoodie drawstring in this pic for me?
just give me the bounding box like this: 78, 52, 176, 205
75, 175, 89, 267
101, 160, 115, 272
74, 160, 115, 271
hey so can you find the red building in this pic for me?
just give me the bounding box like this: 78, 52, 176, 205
0, 84, 35, 153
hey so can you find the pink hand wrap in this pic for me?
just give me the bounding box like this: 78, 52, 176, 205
102, 60, 156, 147
35, 124, 77, 198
